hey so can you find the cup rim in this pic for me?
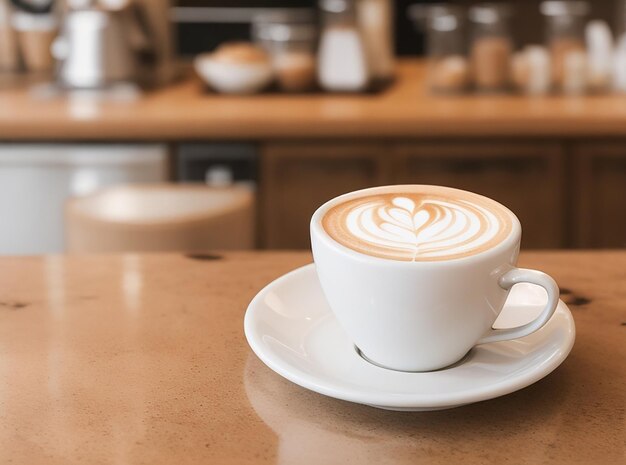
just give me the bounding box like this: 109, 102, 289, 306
310, 184, 522, 266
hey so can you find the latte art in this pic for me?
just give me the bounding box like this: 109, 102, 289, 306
322, 191, 513, 261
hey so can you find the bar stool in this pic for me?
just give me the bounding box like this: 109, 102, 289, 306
65, 184, 255, 253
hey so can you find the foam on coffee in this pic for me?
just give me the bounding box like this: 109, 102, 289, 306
322, 189, 514, 261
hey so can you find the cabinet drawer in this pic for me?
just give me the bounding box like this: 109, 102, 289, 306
394, 142, 566, 248
573, 144, 626, 248
260, 142, 391, 249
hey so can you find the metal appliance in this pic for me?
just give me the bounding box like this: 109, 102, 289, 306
52, 0, 175, 88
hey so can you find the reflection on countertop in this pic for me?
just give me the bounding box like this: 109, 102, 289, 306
0, 251, 624, 464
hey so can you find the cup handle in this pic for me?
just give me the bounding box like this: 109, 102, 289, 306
477, 268, 560, 345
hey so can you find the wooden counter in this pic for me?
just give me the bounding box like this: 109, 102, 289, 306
4, 60, 626, 140
0, 251, 624, 464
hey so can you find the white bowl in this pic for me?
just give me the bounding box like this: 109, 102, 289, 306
194, 54, 274, 94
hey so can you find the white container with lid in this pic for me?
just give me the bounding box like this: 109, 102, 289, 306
317, 0, 369, 92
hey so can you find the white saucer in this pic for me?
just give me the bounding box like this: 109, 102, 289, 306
244, 264, 575, 411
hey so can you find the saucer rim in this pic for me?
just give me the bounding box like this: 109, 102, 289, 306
244, 263, 576, 409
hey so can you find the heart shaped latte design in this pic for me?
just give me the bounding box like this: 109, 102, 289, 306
323, 192, 513, 261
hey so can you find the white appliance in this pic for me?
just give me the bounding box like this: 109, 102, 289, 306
0, 144, 168, 254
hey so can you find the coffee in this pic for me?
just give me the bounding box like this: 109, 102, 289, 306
322, 187, 514, 261
312, 185, 557, 372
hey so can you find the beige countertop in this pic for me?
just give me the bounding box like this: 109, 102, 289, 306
4, 61, 626, 141
0, 251, 624, 464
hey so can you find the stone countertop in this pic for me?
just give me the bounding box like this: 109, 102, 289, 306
0, 251, 624, 464
4, 61, 626, 141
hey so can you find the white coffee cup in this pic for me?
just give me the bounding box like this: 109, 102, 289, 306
310, 185, 559, 372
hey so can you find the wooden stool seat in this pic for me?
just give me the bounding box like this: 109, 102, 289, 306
66, 184, 255, 253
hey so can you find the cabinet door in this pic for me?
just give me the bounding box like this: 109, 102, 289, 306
573, 144, 626, 248
394, 142, 566, 249
260, 142, 391, 249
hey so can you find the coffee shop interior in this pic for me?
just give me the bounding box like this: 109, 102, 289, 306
0, 0, 623, 254
2, 1, 626, 464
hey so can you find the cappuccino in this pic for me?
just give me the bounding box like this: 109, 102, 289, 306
312, 185, 558, 372
322, 186, 514, 262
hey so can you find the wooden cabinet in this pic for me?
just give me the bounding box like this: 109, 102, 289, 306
260, 142, 391, 249
260, 140, 566, 249
394, 142, 566, 249
573, 143, 626, 248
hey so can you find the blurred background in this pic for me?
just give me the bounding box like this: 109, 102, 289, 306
0, 0, 624, 255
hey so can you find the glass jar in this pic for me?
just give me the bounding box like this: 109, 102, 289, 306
615, 1, 626, 92
317, 0, 369, 92
511, 45, 552, 95
254, 21, 318, 92
252, 8, 316, 49
540, 1, 589, 93
469, 3, 513, 93
409, 4, 469, 94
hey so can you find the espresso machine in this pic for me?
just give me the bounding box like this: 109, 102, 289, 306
52, 0, 176, 89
